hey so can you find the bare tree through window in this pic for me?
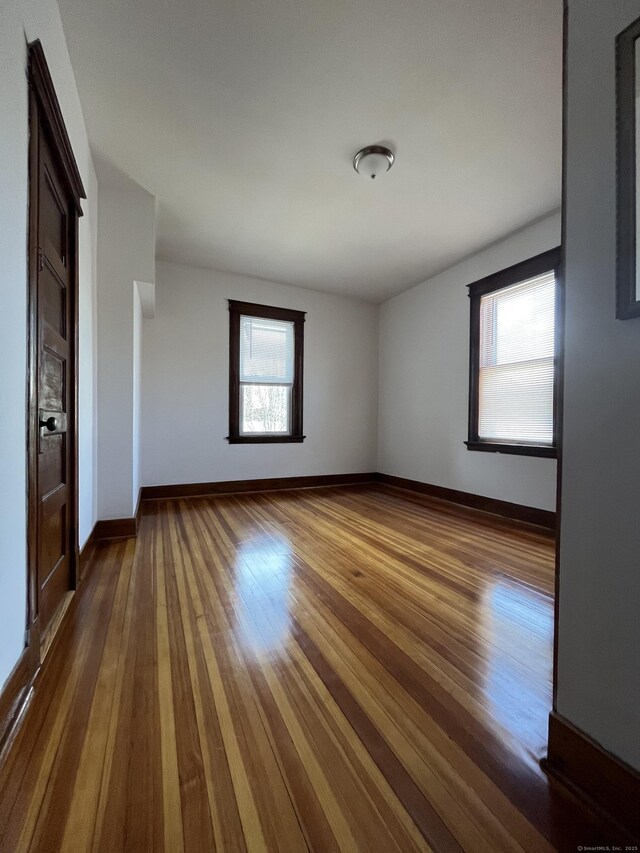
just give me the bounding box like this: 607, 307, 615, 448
241, 385, 290, 433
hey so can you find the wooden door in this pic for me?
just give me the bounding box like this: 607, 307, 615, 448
35, 133, 75, 634
27, 41, 85, 648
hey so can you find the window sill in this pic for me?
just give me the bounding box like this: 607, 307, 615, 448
226, 435, 306, 444
464, 440, 557, 459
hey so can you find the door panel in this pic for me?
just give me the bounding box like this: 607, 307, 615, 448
40, 266, 67, 338
40, 168, 67, 264
40, 348, 66, 411
41, 497, 66, 581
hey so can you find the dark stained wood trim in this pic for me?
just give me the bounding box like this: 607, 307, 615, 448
227, 300, 306, 324
464, 440, 556, 459
140, 474, 556, 530
141, 473, 377, 501
27, 41, 86, 213
466, 246, 562, 458
467, 281, 482, 458
94, 473, 557, 540
377, 473, 556, 530
0, 649, 32, 759
227, 435, 306, 445
78, 525, 96, 582
93, 489, 143, 541
93, 518, 137, 541
543, 712, 640, 839
616, 13, 640, 319
466, 248, 562, 300
229, 302, 241, 442
26, 75, 40, 667
228, 299, 305, 444
135, 486, 143, 530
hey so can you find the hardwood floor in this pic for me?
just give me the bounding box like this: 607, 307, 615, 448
0, 485, 624, 851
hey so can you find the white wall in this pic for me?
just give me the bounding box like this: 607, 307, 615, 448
78, 167, 99, 547
377, 212, 561, 510
557, 0, 640, 771
141, 262, 379, 486
0, 0, 98, 688
97, 181, 155, 519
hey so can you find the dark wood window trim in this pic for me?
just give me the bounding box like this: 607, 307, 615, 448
227, 300, 305, 444
465, 247, 562, 459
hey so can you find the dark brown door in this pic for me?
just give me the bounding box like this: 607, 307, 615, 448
27, 41, 85, 648
35, 132, 74, 634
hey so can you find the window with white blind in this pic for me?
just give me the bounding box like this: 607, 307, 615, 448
228, 301, 305, 443
466, 248, 561, 458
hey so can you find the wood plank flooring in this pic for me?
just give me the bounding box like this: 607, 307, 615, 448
0, 485, 624, 851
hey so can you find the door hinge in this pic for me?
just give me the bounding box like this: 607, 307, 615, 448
38, 249, 43, 271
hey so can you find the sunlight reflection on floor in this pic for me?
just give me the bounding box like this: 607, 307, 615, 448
481, 579, 554, 754
233, 533, 293, 655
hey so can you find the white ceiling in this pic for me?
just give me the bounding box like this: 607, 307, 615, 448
58, 0, 562, 302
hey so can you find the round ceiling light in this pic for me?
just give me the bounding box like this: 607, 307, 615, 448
353, 145, 395, 179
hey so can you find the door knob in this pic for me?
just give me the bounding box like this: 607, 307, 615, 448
39, 416, 59, 432
38, 410, 66, 434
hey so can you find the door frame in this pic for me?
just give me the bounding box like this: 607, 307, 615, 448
26, 40, 85, 666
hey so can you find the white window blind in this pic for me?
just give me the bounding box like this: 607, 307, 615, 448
239, 316, 294, 434
478, 271, 556, 445
240, 316, 294, 384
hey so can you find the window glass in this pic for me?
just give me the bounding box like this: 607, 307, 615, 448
478, 271, 556, 445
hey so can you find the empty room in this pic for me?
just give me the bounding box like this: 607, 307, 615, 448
1, 0, 639, 850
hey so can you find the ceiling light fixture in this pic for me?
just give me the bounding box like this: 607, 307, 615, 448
353, 145, 395, 180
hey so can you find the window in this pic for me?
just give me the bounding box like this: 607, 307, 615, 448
466, 247, 561, 458
228, 300, 305, 443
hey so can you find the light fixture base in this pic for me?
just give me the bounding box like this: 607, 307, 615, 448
353, 145, 395, 179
